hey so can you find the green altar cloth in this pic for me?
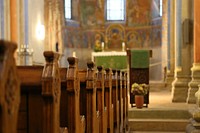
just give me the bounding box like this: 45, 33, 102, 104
131, 50, 149, 68
94, 56, 127, 70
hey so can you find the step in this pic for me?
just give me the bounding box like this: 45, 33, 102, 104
129, 131, 185, 133
128, 109, 191, 119
129, 118, 189, 132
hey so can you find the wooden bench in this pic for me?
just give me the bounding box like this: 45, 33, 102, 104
64, 57, 85, 133
79, 61, 100, 133
111, 69, 120, 133
96, 66, 107, 133
104, 68, 114, 133
16, 53, 128, 133
17, 51, 68, 133
0, 40, 20, 133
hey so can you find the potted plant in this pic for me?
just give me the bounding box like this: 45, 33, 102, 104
131, 83, 149, 108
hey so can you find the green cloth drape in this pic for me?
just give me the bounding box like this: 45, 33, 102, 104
131, 50, 149, 68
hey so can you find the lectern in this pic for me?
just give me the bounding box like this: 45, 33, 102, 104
127, 49, 151, 107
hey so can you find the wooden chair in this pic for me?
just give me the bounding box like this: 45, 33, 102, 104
0, 40, 20, 133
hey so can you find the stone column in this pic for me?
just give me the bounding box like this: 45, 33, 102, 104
172, 0, 192, 102
162, 0, 168, 84
166, 0, 175, 86
0, 0, 4, 38
187, 0, 200, 104
10, 0, 18, 42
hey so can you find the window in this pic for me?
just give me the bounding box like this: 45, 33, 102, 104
106, 0, 125, 21
159, 0, 163, 16
65, 0, 71, 19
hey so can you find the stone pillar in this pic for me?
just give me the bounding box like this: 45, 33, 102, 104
162, 0, 169, 84
0, 0, 4, 39
10, 0, 18, 42
166, 0, 175, 86
172, 0, 192, 102
187, 0, 200, 104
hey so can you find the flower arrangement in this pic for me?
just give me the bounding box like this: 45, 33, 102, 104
131, 83, 149, 95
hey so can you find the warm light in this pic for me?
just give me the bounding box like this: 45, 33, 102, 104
36, 24, 45, 40
101, 42, 104, 51
72, 51, 76, 57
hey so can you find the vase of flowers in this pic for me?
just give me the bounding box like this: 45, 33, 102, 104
131, 83, 149, 108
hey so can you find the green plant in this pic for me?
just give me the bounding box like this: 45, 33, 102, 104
131, 83, 149, 95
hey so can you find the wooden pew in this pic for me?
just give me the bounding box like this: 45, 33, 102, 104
104, 68, 114, 133
84, 61, 99, 133
122, 71, 128, 132
0, 40, 20, 133
42, 51, 61, 133
64, 57, 85, 133
17, 51, 68, 133
111, 69, 120, 133
96, 66, 107, 133
117, 70, 123, 133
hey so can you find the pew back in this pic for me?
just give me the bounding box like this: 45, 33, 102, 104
0, 40, 20, 133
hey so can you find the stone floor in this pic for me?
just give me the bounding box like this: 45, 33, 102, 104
128, 83, 196, 110
128, 82, 197, 133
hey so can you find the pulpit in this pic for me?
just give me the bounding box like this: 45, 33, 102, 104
91, 51, 127, 70
127, 49, 151, 107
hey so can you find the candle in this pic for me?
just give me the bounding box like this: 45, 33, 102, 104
101, 42, 104, 51
122, 42, 125, 51
72, 52, 76, 57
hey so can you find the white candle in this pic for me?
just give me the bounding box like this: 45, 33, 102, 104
72, 51, 76, 57
122, 42, 125, 51
101, 42, 104, 51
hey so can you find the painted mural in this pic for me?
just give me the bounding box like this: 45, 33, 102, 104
63, 0, 162, 50
127, 0, 152, 27
80, 0, 104, 28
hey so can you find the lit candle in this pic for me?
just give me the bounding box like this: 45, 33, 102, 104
122, 42, 125, 51
72, 51, 76, 57
101, 42, 104, 51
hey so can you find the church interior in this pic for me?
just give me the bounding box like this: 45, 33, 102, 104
1, 0, 200, 133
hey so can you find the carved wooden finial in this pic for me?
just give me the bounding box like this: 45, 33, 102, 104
43, 51, 59, 63
112, 69, 116, 74
67, 57, 77, 66
87, 61, 94, 69
105, 68, 111, 73
0, 40, 17, 62
97, 66, 103, 72
43, 51, 54, 62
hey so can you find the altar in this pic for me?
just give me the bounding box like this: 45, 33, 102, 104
91, 51, 127, 70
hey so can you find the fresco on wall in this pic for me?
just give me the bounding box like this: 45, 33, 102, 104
126, 26, 162, 48
105, 24, 125, 51
80, 0, 104, 28
126, 28, 152, 48
128, 0, 151, 27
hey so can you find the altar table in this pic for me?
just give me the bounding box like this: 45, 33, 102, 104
91, 51, 127, 70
